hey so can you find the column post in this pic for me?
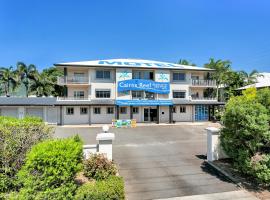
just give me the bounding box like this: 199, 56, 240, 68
96, 126, 115, 161
130, 106, 133, 119
115, 105, 119, 120
60, 106, 63, 125
156, 105, 160, 124
88, 106, 91, 125
169, 105, 173, 123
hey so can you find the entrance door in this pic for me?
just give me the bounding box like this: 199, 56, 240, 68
144, 107, 157, 122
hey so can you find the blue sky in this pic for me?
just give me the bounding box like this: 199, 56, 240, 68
0, 0, 270, 72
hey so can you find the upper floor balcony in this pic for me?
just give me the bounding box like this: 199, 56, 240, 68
190, 96, 217, 101
190, 79, 216, 87
57, 76, 89, 85
57, 96, 91, 101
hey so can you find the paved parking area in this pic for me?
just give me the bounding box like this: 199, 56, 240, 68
54, 124, 240, 200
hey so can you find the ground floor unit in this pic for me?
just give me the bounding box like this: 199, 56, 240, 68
0, 104, 219, 125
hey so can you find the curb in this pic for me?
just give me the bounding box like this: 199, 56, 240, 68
206, 160, 243, 188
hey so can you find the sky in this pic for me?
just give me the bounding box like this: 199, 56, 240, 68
0, 0, 270, 72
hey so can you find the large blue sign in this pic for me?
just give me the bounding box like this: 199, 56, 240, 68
116, 100, 173, 106
118, 79, 170, 94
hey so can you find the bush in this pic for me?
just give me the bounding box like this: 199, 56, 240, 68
75, 176, 125, 200
17, 137, 83, 199
220, 88, 270, 184
83, 154, 117, 180
0, 116, 52, 193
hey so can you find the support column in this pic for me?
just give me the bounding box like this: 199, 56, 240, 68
43, 107, 47, 122
156, 105, 160, 124
169, 105, 173, 123
64, 67, 68, 97
60, 106, 63, 125
88, 106, 91, 125
115, 105, 119, 120
192, 105, 195, 122
130, 106, 133, 119
18, 107, 25, 119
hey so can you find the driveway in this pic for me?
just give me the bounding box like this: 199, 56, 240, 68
54, 124, 239, 200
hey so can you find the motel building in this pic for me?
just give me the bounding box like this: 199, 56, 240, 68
0, 59, 224, 125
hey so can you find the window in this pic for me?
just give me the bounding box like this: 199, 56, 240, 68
94, 107, 101, 114
74, 72, 85, 82
120, 107, 127, 114
180, 106, 186, 113
172, 106, 176, 113
66, 107, 74, 115
132, 91, 143, 99
95, 90, 111, 98
173, 91, 186, 98
80, 107, 88, 115
96, 70, 111, 79
173, 72, 186, 81
74, 91, 85, 99
132, 107, 139, 114
145, 91, 155, 100
133, 71, 154, 80
107, 107, 114, 114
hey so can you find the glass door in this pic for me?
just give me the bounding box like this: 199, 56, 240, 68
144, 108, 149, 122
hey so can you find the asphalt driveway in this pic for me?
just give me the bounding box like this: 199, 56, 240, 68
54, 124, 238, 200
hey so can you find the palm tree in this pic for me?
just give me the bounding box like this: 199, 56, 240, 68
178, 59, 196, 66
0, 66, 18, 97
204, 58, 232, 100
239, 69, 262, 85
16, 62, 39, 97
30, 73, 54, 97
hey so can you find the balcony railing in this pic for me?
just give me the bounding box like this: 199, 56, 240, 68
57, 97, 91, 101
191, 79, 216, 87
191, 96, 217, 101
57, 76, 89, 85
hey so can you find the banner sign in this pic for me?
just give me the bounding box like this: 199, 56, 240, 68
116, 100, 173, 106
118, 79, 170, 94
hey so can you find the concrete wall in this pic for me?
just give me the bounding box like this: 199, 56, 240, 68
173, 105, 193, 122
90, 106, 115, 124
160, 106, 169, 123
63, 106, 89, 125
0, 107, 18, 117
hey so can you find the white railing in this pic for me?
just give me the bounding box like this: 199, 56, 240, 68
57, 97, 91, 101
191, 96, 217, 101
57, 76, 89, 85
191, 79, 216, 87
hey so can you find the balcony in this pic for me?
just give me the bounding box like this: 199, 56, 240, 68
190, 79, 216, 87
57, 76, 89, 85
57, 97, 91, 101
190, 96, 217, 101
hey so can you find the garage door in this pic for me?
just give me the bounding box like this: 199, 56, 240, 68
26, 108, 43, 119
0, 108, 18, 117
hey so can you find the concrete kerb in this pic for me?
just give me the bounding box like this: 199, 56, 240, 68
56, 122, 221, 128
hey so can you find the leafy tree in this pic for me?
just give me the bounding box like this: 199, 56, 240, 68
178, 59, 196, 66
0, 66, 19, 97
204, 58, 232, 100
16, 62, 39, 97
30, 73, 54, 97
239, 69, 262, 85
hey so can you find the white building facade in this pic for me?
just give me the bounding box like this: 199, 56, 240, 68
0, 59, 223, 125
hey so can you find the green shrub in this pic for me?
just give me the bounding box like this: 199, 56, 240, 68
0, 116, 52, 193
83, 154, 117, 180
75, 176, 125, 200
17, 137, 83, 199
220, 88, 270, 184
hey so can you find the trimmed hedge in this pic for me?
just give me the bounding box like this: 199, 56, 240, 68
221, 88, 270, 184
0, 116, 52, 193
83, 154, 117, 180
75, 176, 125, 200
17, 137, 83, 199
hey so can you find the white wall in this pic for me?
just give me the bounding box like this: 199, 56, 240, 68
63, 106, 89, 125
160, 106, 169, 123
90, 106, 115, 124
172, 105, 193, 122
119, 106, 130, 120
0, 107, 18, 117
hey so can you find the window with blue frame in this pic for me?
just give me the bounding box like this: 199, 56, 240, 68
173, 72, 186, 81
195, 105, 209, 121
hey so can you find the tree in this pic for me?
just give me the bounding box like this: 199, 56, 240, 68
30, 73, 54, 97
178, 59, 196, 66
0, 66, 19, 97
16, 62, 39, 97
239, 69, 262, 85
204, 58, 232, 100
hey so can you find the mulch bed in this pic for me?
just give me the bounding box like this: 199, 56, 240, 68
213, 159, 270, 200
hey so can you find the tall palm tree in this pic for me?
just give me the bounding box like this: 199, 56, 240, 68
0, 66, 18, 97
178, 59, 196, 66
30, 73, 54, 97
239, 69, 262, 85
16, 62, 39, 97
204, 58, 232, 100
